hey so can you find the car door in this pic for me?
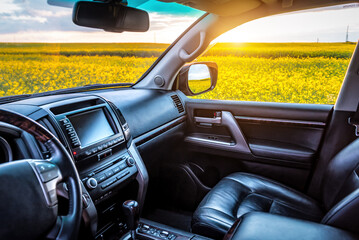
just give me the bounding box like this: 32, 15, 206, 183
158, 44, 355, 212
144, 5, 359, 213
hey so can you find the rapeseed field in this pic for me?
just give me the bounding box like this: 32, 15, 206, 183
0, 42, 355, 104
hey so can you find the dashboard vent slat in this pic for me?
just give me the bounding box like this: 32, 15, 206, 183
171, 94, 184, 114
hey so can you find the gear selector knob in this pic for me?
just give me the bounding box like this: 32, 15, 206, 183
123, 200, 139, 239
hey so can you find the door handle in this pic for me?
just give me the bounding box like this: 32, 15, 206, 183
188, 111, 251, 154
194, 116, 222, 125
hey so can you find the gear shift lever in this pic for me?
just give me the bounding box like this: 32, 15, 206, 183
123, 200, 139, 240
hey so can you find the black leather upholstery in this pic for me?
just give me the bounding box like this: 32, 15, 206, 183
228, 212, 358, 240
192, 173, 324, 239
320, 140, 359, 233
322, 188, 359, 233
192, 138, 359, 239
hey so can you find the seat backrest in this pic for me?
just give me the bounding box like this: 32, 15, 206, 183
321, 138, 359, 232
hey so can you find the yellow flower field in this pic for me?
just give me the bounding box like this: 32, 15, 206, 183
0, 42, 355, 104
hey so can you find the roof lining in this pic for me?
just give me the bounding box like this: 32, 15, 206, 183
158, 0, 359, 17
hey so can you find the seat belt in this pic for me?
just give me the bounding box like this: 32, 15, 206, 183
348, 103, 359, 136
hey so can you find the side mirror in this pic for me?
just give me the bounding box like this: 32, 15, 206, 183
178, 62, 218, 96
73, 1, 149, 33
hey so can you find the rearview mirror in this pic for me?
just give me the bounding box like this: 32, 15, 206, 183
177, 62, 218, 96
73, 1, 149, 33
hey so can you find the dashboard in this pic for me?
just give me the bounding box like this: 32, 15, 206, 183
0, 88, 186, 239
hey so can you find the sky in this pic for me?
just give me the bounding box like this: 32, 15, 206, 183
1, 0, 359, 43
188, 64, 210, 81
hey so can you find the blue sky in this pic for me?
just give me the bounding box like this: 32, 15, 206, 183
1, 0, 359, 43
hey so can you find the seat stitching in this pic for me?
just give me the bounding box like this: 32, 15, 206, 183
232, 182, 253, 217
208, 178, 322, 217
241, 192, 323, 217
213, 177, 253, 217
236, 192, 273, 217
224, 177, 253, 192
329, 166, 359, 208
226, 173, 323, 210
270, 198, 323, 218
267, 198, 275, 213
322, 191, 359, 224
226, 172, 316, 201
198, 206, 237, 221
191, 222, 228, 236
194, 214, 234, 227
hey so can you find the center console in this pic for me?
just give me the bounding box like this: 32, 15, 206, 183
135, 220, 212, 240
120, 199, 211, 240
42, 96, 149, 239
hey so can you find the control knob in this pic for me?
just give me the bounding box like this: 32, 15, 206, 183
86, 177, 98, 190
126, 157, 135, 167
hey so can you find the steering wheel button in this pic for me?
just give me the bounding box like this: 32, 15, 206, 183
40, 170, 59, 182
47, 189, 58, 205
35, 162, 56, 173
37, 165, 47, 173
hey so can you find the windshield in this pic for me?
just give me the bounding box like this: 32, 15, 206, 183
0, 0, 203, 97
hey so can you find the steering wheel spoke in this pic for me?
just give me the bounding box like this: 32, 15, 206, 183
0, 109, 82, 240
28, 160, 63, 207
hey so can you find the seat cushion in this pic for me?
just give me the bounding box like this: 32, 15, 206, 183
191, 172, 324, 239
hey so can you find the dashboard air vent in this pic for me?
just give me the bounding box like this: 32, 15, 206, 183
171, 94, 184, 114
107, 100, 131, 140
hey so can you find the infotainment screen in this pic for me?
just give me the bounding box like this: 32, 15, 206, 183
68, 108, 115, 148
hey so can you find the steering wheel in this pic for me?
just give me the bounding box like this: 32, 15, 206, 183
0, 109, 82, 240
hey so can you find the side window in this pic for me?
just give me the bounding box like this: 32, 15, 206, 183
193, 5, 358, 104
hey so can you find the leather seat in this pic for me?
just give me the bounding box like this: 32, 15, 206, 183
192, 173, 324, 239
192, 138, 359, 239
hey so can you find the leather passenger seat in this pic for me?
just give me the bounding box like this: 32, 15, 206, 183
192, 138, 359, 239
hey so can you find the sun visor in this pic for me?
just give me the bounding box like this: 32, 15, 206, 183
158, 0, 279, 16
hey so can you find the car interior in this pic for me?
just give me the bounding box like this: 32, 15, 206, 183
1, 0, 359, 240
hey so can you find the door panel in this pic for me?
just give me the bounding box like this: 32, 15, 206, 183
156, 99, 332, 212
186, 100, 331, 165
178, 99, 331, 208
